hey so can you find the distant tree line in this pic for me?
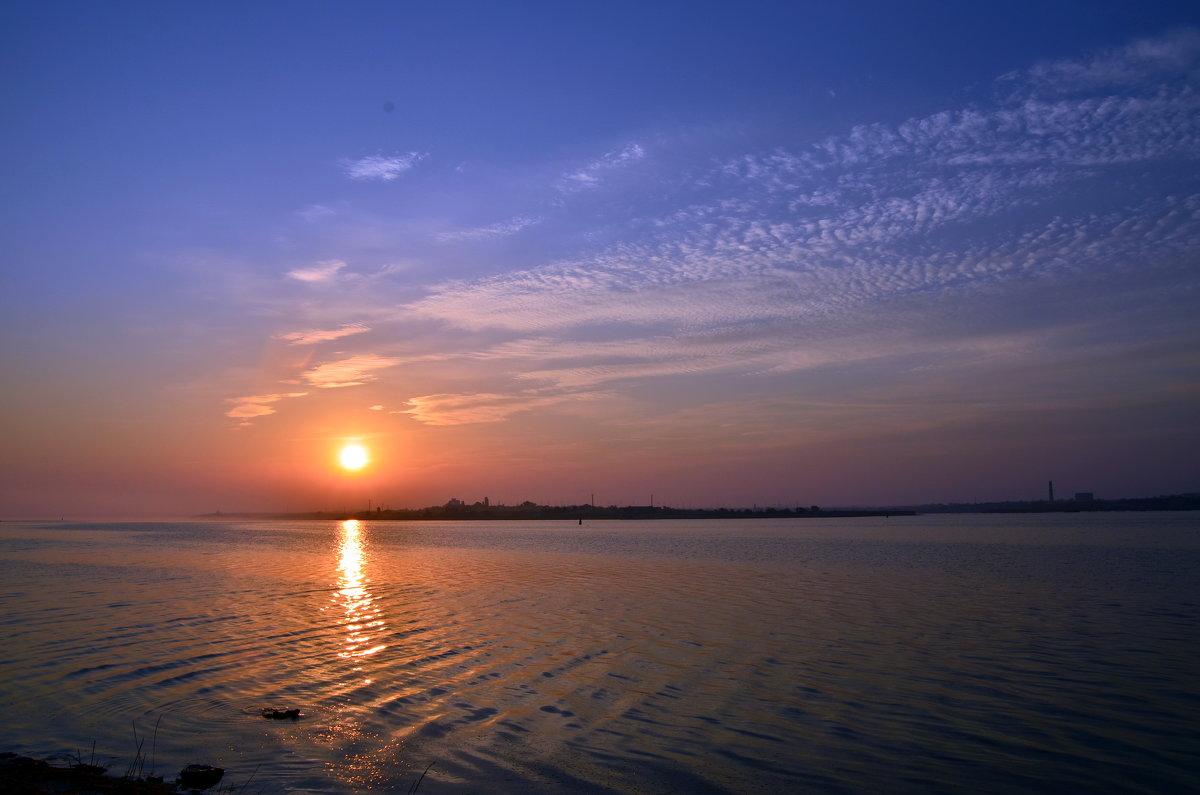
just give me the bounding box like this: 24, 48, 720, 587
198, 492, 1199, 521
278, 500, 913, 521
902, 493, 1200, 514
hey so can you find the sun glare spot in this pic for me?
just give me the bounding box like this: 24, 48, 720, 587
339, 444, 368, 470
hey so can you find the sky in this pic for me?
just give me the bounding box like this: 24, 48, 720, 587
2, 1, 1199, 517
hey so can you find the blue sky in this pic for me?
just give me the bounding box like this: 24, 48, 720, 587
2, 1, 1198, 515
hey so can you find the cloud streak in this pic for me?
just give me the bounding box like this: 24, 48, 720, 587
225, 392, 308, 420
286, 259, 347, 283
1001, 29, 1200, 100
276, 323, 369, 345
403, 390, 608, 426
302, 354, 402, 388
436, 216, 541, 242
342, 153, 426, 181
560, 142, 646, 191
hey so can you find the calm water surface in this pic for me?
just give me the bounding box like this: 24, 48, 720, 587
1, 514, 1197, 793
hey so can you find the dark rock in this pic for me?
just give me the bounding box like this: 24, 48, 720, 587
179, 763, 225, 789
1, 755, 51, 777
261, 707, 301, 719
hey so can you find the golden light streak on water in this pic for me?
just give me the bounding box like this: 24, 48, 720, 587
334, 519, 386, 669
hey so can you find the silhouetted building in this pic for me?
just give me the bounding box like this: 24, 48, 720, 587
1074, 492, 1095, 502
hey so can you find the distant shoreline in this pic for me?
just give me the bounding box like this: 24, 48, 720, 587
198, 505, 913, 521
194, 492, 1200, 521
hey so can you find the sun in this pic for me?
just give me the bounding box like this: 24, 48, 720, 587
338, 444, 369, 471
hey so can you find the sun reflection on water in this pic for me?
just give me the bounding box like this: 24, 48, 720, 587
335, 519, 387, 670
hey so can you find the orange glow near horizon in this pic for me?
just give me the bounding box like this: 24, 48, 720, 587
339, 443, 369, 471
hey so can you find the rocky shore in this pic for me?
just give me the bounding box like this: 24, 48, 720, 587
0, 753, 221, 794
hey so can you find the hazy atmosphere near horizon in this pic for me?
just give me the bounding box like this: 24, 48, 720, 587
3, 1, 1198, 517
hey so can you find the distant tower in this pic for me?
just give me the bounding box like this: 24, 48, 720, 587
1048, 481, 1054, 502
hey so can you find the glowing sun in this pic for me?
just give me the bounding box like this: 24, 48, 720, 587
339, 444, 369, 470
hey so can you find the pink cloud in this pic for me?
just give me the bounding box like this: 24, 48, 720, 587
224, 392, 308, 419
302, 354, 401, 388
286, 259, 346, 283
276, 323, 369, 345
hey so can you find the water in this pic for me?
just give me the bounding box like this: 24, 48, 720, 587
1, 513, 1197, 793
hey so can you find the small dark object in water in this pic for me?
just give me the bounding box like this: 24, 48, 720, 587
179, 763, 224, 789
261, 707, 301, 719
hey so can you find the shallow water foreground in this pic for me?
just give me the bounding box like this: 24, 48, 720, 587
1, 514, 1198, 793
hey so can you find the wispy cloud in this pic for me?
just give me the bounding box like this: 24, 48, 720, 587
403, 390, 606, 426
225, 392, 308, 420
561, 142, 646, 190
342, 152, 426, 181
276, 323, 369, 345
302, 354, 402, 388
1000, 28, 1200, 100
436, 216, 540, 242
286, 259, 347, 283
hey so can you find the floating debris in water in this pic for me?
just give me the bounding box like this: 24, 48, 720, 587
261, 707, 301, 720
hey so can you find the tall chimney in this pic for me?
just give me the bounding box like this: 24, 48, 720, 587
1048, 480, 1054, 502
